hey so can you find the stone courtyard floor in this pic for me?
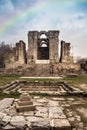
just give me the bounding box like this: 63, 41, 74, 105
0, 96, 87, 130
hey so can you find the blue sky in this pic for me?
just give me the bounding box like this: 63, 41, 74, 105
0, 0, 87, 58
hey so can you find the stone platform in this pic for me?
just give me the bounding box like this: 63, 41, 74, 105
0, 96, 87, 130
16, 93, 35, 112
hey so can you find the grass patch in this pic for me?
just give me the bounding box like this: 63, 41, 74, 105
20, 75, 87, 85
62, 75, 87, 84
0, 91, 21, 99
0, 74, 21, 86
0, 74, 87, 90
61, 75, 87, 90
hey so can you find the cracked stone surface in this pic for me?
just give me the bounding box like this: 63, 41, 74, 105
0, 96, 87, 130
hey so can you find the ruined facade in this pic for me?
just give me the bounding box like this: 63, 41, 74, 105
7, 40, 27, 68
77, 58, 87, 74
60, 40, 73, 63
27, 31, 59, 64
5, 30, 80, 76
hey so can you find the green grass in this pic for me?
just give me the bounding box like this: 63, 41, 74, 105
62, 75, 87, 84
0, 74, 87, 90
0, 74, 21, 86
61, 75, 87, 90
20, 75, 87, 84
0, 91, 21, 99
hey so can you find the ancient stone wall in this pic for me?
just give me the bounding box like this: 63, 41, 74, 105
3, 30, 81, 76
18, 40, 27, 64
48, 31, 59, 63
13, 41, 27, 65
60, 40, 73, 63
27, 31, 38, 63
78, 59, 87, 74
27, 31, 59, 64
6, 40, 27, 68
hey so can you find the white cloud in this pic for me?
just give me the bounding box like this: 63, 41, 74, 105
0, 0, 87, 58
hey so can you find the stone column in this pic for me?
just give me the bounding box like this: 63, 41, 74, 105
60, 40, 65, 63
18, 40, 27, 64
27, 31, 38, 63
15, 43, 20, 61
48, 31, 59, 63
60, 40, 72, 63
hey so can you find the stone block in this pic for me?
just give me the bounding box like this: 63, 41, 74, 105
19, 96, 31, 101
0, 98, 14, 112
0, 112, 6, 120
2, 115, 11, 123
18, 101, 33, 106
31, 120, 51, 130
26, 116, 44, 123
52, 119, 71, 130
10, 116, 26, 127
2, 124, 15, 130
16, 103, 35, 112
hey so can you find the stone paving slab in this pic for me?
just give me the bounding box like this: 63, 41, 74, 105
0, 98, 14, 112
31, 120, 51, 130
20, 76, 62, 79
0, 97, 87, 130
52, 119, 71, 130
10, 116, 26, 127
26, 116, 44, 123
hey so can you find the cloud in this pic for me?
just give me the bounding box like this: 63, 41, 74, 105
0, 0, 87, 57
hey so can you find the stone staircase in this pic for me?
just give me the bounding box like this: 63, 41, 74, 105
0, 80, 84, 96
0, 81, 20, 93
21, 81, 84, 96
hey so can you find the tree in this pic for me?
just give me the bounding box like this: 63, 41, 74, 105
0, 41, 12, 66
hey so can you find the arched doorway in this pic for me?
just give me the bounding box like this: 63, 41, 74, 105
38, 34, 49, 60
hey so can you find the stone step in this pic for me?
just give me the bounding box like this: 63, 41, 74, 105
22, 88, 59, 91
18, 101, 33, 106
4, 83, 18, 91
10, 85, 20, 92
1, 81, 17, 90
16, 103, 35, 112
22, 85, 67, 92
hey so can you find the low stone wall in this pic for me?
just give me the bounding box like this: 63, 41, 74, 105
0, 80, 84, 96
0, 63, 81, 76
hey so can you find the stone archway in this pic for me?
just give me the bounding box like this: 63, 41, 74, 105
37, 33, 49, 60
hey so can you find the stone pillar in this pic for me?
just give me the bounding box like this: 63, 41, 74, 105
18, 40, 27, 64
60, 40, 73, 63
27, 31, 38, 63
15, 43, 20, 61
12, 47, 16, 62
48, 31, 59, 63
60, 41, 65, 63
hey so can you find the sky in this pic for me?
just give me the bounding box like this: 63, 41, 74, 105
0, 0, 87, 58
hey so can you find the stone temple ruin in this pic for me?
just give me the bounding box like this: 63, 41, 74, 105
5, 30, 80, 76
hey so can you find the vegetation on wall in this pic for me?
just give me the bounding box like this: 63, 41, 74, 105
0, 41, 12, 67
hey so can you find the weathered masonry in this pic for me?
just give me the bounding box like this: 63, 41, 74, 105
27, 31, 59, 64
5, 30, 80, 76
